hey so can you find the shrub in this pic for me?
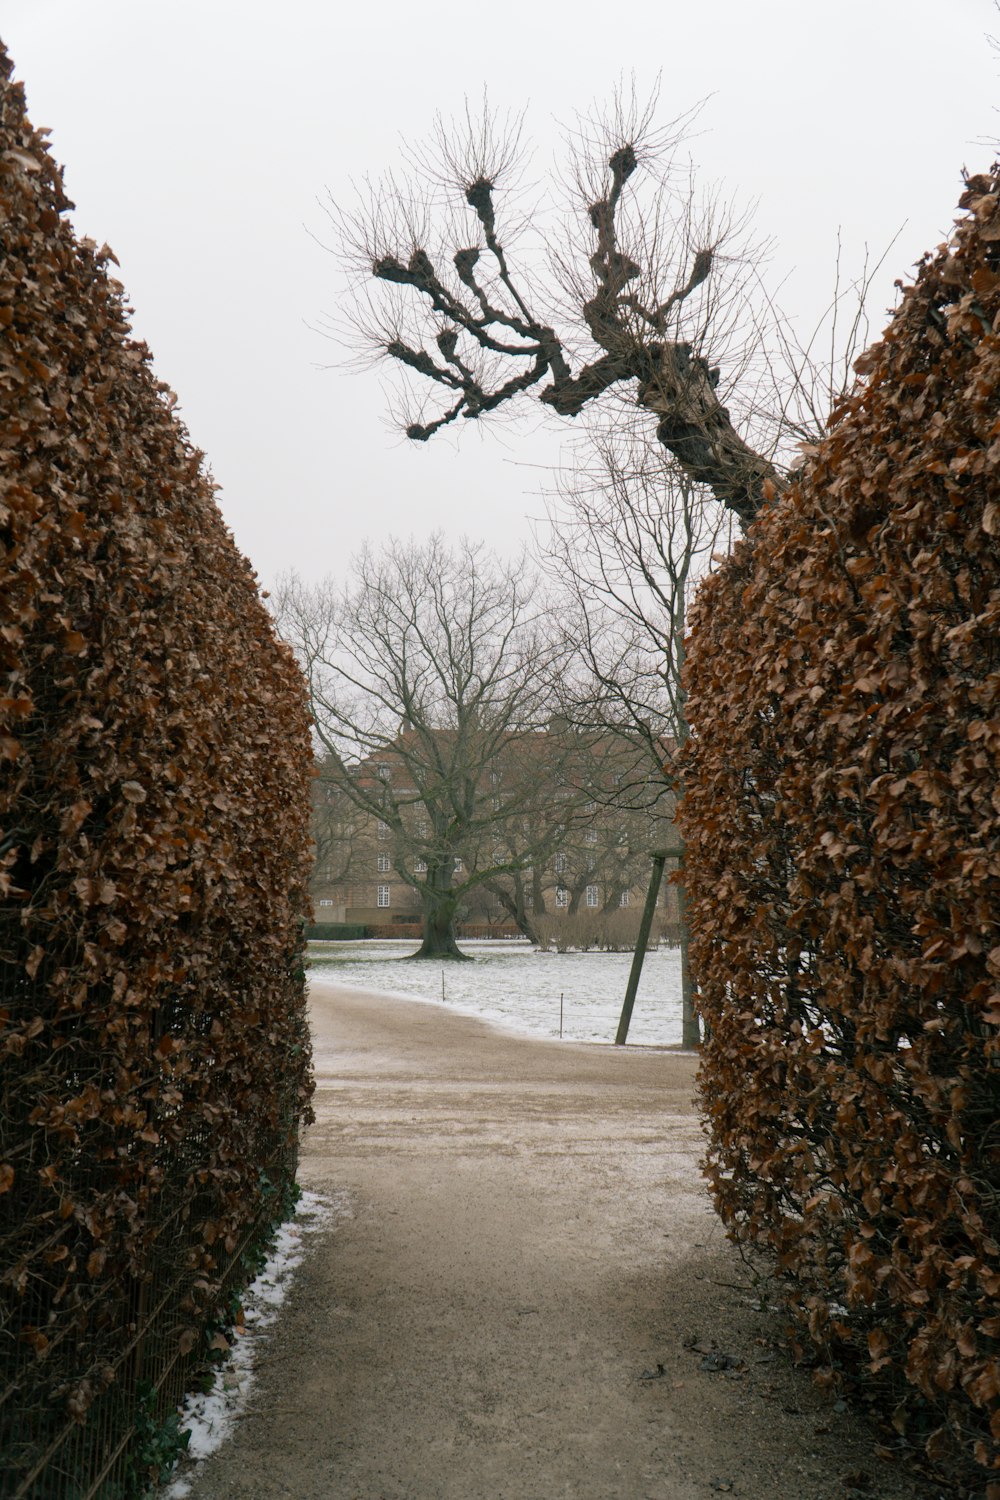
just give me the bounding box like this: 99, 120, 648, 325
0, 47, 314, 1496
682, 170, 1000, 1490
534, 908, 667, 952
306, 923, 369, 941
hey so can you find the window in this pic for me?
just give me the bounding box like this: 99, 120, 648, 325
585, 800, 597, 813
375, 762, 390, 781
319, 899, 334, 907
453, 858, 463, 873
490, 770, 502, 785
585, 828, 598, 845
619, 890, 630, 907
554, 852, 567, 874
377, 885, 391, 908
377, 820, 390, 840
555, 887, 569, 908
377, 853, 390, 873
492, 795, 501, 811
586, 885, 599, 908
415, 858, 427, 873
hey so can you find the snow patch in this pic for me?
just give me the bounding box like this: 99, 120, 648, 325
161, 1188, 348, 1497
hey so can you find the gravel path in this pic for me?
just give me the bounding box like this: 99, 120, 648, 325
183, 980, 934, 1500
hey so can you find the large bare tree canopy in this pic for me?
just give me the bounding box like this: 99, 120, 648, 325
275, 537, 593, 959
330, 90, 786, 530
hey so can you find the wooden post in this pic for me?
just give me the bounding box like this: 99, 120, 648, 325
615, 850, 670, 1045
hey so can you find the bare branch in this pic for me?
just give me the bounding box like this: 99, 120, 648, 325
324, 89, 792, 529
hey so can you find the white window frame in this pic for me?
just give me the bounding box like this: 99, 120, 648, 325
415, 858, 427, 873
377, 853, 390, 873
585, 827, 598, 845
377, 885, 391, 908
619, 890, 630, 907
318, 898, 334, 907
554, 852, 567, 874
586, 885, 599, 908
377, 820, 390, 840
555, 886, 569, 909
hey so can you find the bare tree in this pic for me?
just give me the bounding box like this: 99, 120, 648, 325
477, 726, 672, 944
275, 536, 589, 959
309, 774, 365, 887
326, 86, 788, 531
746, 230, 904, 468
536, 427, 731, 1043
546, 426, 729, 761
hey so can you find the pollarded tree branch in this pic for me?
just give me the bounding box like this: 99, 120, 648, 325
350, 107, 787, 529
406, 351, 551, 441
540, 352, 632, 417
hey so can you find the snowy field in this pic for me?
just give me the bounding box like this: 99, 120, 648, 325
307, 938, 687, 1048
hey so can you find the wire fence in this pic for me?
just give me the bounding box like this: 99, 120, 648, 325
1, 955, 303, 1500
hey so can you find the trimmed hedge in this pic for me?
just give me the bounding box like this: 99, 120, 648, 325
682, 170, 1000, 1489
0, 46, 314, 1494
306, 923, 369, 941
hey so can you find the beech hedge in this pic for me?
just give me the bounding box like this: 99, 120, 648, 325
681, 171, 1000, 1490
0, 45, 314, 1491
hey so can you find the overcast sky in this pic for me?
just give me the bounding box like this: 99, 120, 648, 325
4, 1, 998, 590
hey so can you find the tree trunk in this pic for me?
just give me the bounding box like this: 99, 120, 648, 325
543, 344, 785, 533
677, 872, 699, 1048
672, 628, 700, 1048
410, 862, 469, 960
485, 875, 540, 945
410, 903, 468, 959
637, 345, 784, 532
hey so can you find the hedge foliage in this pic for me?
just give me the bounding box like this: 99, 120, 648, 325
682, 171, 1000, 1489
0, 44, 314, 1483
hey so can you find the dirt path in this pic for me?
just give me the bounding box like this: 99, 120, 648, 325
185, 981, 931, 1500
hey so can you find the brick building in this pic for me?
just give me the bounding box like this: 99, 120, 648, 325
309, 727, 682, 941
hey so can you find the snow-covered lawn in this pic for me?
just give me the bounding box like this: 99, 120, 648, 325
308, 938, 686, 1047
